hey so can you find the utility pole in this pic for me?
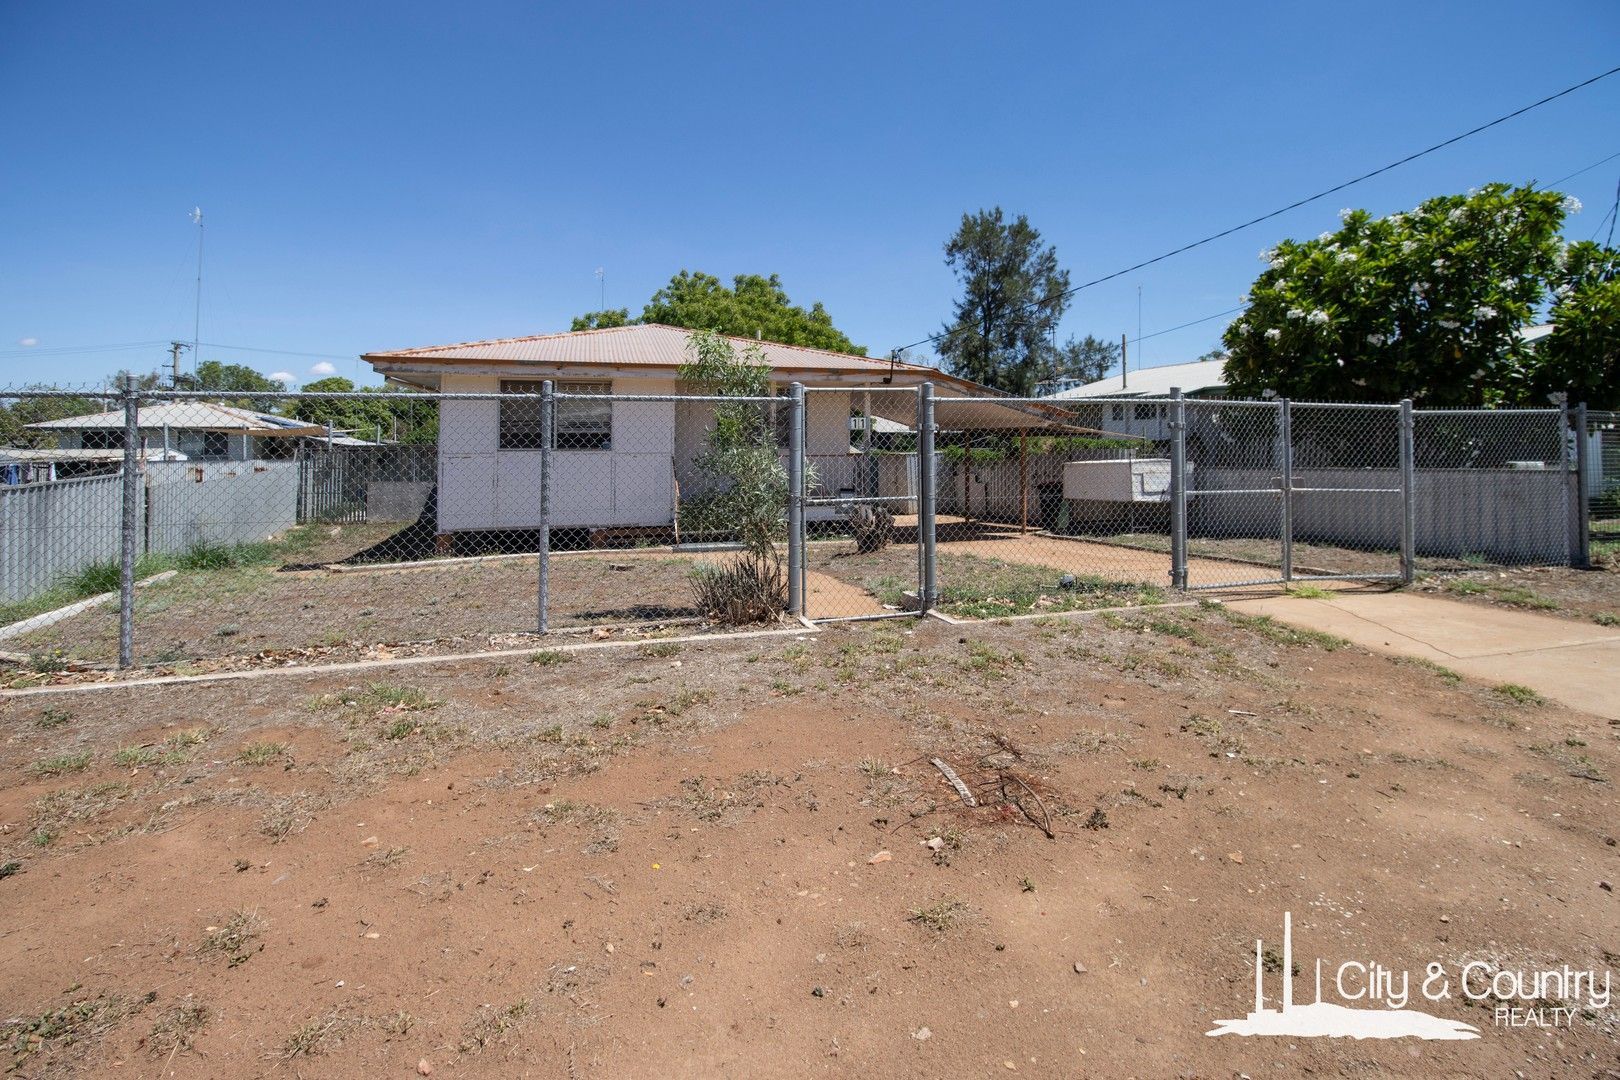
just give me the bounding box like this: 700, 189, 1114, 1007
1120, 332, 1128, 389
190, 207, 204, 376
168, 341, 189, 388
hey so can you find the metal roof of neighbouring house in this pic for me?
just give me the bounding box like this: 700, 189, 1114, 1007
1043, 358, 1229, 401
363, 323, 1107, 431
27, 401, 326, 438
0, 447, 189, 464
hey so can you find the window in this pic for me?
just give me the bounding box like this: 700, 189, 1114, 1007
499, 380, 612, 451
1134, 402, 1161, 420
81, 430, 121, 451
201, 432, 230, 459
1110, 404, 1124, 422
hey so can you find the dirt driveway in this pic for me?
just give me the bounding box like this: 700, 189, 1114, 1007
2, 607, 1616, 1077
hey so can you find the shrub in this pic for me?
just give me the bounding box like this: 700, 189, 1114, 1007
849, 505, 894, 553
691, 550, 787, 624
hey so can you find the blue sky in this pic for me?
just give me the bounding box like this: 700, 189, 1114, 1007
2, 1, 1617, 388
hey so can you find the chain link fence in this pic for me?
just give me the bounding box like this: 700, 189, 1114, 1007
0, 378, 1598, 676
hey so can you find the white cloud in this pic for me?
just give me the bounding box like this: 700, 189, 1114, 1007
17, 337, 38, 347
309, 361, 337, 376
269, 371, 295, 383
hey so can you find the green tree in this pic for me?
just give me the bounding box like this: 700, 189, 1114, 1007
570, 272, 865, 353
0, 388, 106, 448
1054, 334, 1120, 385
1534, 241, 1620, 408
570, 308, 633, 331
1222, 184, 1571, 405
283, 377, 438, 444
677, 330, 791, 621
938, 208, 1070, 395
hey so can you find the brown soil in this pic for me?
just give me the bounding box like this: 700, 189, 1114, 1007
1413, 563, 1620, 626
2, 608, 1617, 1078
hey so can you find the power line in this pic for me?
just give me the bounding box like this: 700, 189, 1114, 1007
899, 64, 1620, 354
1544, 148, 1620, 190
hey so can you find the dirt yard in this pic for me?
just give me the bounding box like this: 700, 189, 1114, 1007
2, 605, 1617, 1078
1412, 562, 1620, 627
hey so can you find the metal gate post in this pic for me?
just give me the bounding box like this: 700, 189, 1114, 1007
1399, 399, 1416, 584
918, 382, 938, 615
117, 375, 140, 669
538, 380, 553, 632
1559, 398, 1575, 567
1278, 398, 1293, 583
787, 382, 805, 617
1572, 399, 1590, 568
1168, 388, 1188, 589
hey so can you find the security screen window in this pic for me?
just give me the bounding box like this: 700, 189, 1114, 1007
499, 379, 612, 450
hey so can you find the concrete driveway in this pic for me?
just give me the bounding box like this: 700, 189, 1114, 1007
1227, 591, 1620, 720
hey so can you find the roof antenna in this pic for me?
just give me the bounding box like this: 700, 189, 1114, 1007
885, 348, 897, 385
595, 266, 605, 310
190, 207, 204, 375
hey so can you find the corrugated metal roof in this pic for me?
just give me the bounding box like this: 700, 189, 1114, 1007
27, 401, 325, 437
365, 323, 935, 376
1044, 359, 1228, 400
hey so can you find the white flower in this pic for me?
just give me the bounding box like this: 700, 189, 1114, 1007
1339, 207, 1354, 221
1287, 307, 1305, 320
1474, 305, 1497, 319
1238, 295, 1249, 304
1413, 282, 1429, 297
1236, 322, 1251, 336
1401, 239, 1420, 254
1258, 248, 1276, 263
1307, 310, 1330, 326
1562, 195, 1583, 214
1436, 319, 1460, 330
1336, 358, 1346, 366
1389, 213, 1406, 227
1318, 231, 1333, 242
1366, 332, 1387, 345
1431, 258, 1447, 269
1270, 256, 1287, 270
1264, 328, 1282, 342
1340, 251, 1358, 262
1446, 207, 1468, 224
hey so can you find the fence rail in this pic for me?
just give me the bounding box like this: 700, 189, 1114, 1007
0, 380, 1600, 671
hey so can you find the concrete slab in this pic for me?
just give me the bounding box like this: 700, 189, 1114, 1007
1228, 592, 1620, 720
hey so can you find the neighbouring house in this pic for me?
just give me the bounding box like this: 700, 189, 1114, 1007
1040, 357, 1229, 442
25, 401, 350, 464
361, 323, 1067, 543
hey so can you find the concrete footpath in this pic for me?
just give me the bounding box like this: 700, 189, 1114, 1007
1227, 591, 1620, 720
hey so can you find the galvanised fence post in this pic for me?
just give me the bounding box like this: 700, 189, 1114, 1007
787, 382, 805, 618
1168, 387, 1188, 590
538, 379, 553, 632
1573, 400, 1591, 569
117, 374, 140, 669
1399, 399, 1416, 584
1278, 397, 1293, 584
917, 382, 937, 615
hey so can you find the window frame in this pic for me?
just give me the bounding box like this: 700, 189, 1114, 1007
498, 379, 613, 452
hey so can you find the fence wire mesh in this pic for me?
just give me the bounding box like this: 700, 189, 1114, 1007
0, 380, 1594, 678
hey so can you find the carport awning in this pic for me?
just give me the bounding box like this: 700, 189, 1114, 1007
863, 393, 1122, 435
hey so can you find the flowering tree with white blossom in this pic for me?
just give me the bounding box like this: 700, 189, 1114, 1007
1222, 184, 1575, 405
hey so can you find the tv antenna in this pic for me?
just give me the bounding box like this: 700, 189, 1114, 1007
594, 266, 605, 309
190, 207, 204, 374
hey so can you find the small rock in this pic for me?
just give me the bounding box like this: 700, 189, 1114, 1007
1439, 915, 1450, 923
591, 628, 611, 640
605, 942, 615, 954
811, 986, 826, 998
360, 835, 379, 848
417, 1059, 433, 1076
1601, 880, 1614, 893
867, 851, 892, 865
923, 837, 945, 852
912, 1026, 932, 1041
1226, 851, 1243, 864
1073, 961, 1087, 974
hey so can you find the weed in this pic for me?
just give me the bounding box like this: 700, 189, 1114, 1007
1494, 683, 1545, 706
28, 829, 53, 848
857, 758, 892, 779
1285, 584, 1334, 599
640, 641, 682, 658
146, 999, 208, 1057
37, 708, 71, 729
1395, 656, 1463, 684
0, 861, 19, 879
362, 846, 409, 869
1082, 807, 1110, 830
235, 741, 289, 766
1595, 612, 1620, 627
115, 746, 157, 767
280, 1010, 356, 1059
459, 1000, 530, 1054
1019, 876, 1036, 893
529, 649, 571, 666
30, 752, 91, 777
201, 909, 264, 964
1219, 609, 1347, 650
1, 993, 137, 1074
908, 897, 972, 934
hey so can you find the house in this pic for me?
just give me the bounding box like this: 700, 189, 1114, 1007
1041, 357, 1229, 442
26, 401, 338, 463
361, 323, 1066, 542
